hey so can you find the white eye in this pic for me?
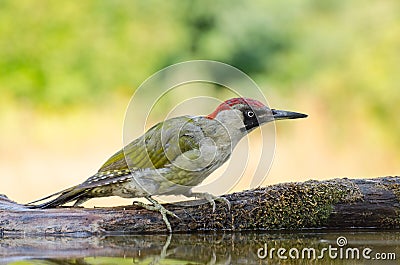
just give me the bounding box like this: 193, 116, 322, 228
246, 110, 254, 117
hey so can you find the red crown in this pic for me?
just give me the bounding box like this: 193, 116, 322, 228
207, 98, 266, 119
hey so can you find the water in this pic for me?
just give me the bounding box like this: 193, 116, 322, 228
1, 230, 399, 264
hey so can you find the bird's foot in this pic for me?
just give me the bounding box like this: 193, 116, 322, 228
135, 197, 179, 233
187, 192, 231, 212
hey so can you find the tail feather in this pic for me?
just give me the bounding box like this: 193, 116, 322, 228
26, 186, 89, 209
26, 189, 69, 205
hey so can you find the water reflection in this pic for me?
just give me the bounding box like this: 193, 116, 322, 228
1, 231, 399, 264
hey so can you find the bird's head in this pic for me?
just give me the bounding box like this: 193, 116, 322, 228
207, 97, 307, 135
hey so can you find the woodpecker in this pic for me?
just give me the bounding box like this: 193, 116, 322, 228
27, 97, 307, 232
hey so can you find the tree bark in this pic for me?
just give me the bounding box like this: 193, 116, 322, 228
0, 176, 399, 235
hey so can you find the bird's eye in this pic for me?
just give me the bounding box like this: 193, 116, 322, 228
246, 110, 254, 118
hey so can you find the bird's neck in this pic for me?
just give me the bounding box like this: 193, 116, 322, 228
213, 109, 247, 148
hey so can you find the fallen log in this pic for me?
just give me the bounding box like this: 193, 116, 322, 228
0, 177, 399, 235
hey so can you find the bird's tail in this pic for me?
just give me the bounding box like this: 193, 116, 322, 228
25, 186, 88, 209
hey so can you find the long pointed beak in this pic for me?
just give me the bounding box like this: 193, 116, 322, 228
271, 109, 308, 120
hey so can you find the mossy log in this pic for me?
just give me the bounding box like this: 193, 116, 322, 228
0, 177, 399, 235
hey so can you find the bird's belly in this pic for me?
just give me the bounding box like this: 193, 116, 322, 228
106, 181, 149, 198
114, 149, 230, 198
117, 168, 202, 196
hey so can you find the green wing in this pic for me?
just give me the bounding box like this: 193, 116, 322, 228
98, 116, 201, 173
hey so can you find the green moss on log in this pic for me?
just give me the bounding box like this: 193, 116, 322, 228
230, 178, 363, 230
377, 182, 400, 201
375, 180, 400, 226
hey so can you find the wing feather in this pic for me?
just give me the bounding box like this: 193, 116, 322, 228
95, 116, 202, 182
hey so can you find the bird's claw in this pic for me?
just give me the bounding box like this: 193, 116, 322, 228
160, 205, 180, 220
135, 198, 179, 233
214, 196, 231, 212
187, 192, 231, 212
209, 196, 230, 212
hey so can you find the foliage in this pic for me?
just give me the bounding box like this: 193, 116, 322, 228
0, 0, 399, 140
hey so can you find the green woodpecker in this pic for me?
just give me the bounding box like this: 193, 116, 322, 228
28, 97, 307, 232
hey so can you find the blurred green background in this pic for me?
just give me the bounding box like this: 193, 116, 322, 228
0, 0, 399, 205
